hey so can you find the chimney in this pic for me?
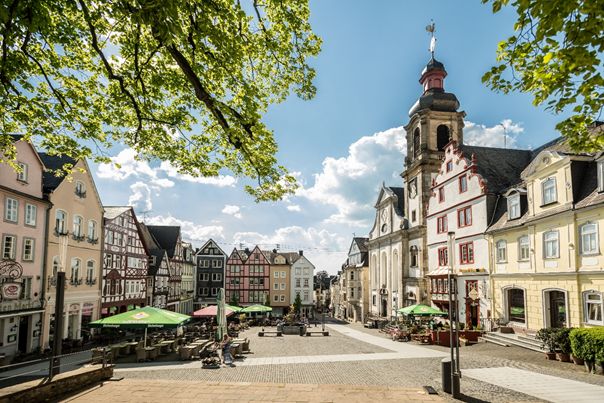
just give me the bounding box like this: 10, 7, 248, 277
299, 250, 303, 256
245, 247, 250, 254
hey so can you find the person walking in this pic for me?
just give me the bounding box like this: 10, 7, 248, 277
220, 334, 234, 367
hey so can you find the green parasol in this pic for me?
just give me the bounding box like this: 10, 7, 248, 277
88, 306, 191, 347
397, 304, 447, 317
241, 304, 273, 313
225, 304, 243, 312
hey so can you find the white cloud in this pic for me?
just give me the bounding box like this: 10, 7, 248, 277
222, 205, 242, 219
287, 205, 301, 212
97, 148, 156, 180
128, 182, 152, 212
144, 214, 225, 243
299, 126, 406, 227
464, 119, 523, 148
159, 161, 237, 187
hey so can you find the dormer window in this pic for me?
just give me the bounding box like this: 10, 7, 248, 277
75, 181, 86, 198
541, 178, 557, 205
508, 193, 520, 219
598, 161, 604, 192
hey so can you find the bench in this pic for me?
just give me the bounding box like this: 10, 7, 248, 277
258, 331, 282, 337
305, 331, 329, 336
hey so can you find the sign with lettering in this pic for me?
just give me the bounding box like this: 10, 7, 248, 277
1, 282, 21, 300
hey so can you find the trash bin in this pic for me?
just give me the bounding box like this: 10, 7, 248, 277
299, 325, 305, 336
441, 357, 452, 394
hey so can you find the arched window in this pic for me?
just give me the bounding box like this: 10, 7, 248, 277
496, 240, 507, 263
75, 180, 86, 197
518, 236, 530, 261
410, 246, 418, 268
55, 210, 67, 233
437, 125, 450, 151
88, 220, 97, 241
580, 222, 598, 255
413, 128, 420, 158
52, 256, 60, 277
73, 215, 83, 237
71, 258, 81, 282
507, 288, 526, 323
86, 260, 95, 282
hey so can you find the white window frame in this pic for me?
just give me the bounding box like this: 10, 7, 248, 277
88, 220, 97, 240
542, 178, 557, 205
273, 283, 279, 290
22, 237, 34, 261
273, 294, 279, 302
25, 204, 37, 226
518, 236, 530, 261
212, 273, 222, 281
2, 234, 16, 259
71, 258, 81, 280
295, 278, 301, 287
73, 215, 83, 236
17, 162, 28, 182
598, 160, 604, 192
280, 271, 286, 278
496, 240, 507, 263
87, 260, 95, 281
5, 198, 18, 222
273, 271, 279, 278
211, 287, 217, 296
55, 210, 67, 233
280, 295, 285, 302
543, 230, 559, 259
508, 193, 520, 219
580, 222, 599, 255
200, 273, 209, 281
201, 287, 209, 296
280, 283, 286, 290
583, 291, 603, 325
52, 256, 60, 276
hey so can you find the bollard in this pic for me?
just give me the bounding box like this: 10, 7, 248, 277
441, 357, 452, 394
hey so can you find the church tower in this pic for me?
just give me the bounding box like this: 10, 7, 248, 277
403, 55, 465, 229
400, 31, 466, 305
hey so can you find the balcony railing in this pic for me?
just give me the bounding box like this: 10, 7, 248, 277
69, 277, 82, 286
87, 237, 99, 245
72, 233, 86, 242
85, 277, 97, 286
54, 228, 69, 237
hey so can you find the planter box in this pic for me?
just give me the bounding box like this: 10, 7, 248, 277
282, 325, 304, 335
430, 330, 483, 347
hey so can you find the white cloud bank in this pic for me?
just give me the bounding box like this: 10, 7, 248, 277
464, 119, 523, 148
298, 126, 407, 227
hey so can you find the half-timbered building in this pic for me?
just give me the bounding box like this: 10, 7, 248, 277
225, 246, 270, 306
101, 206, 149, 316
145, 226, 183, 312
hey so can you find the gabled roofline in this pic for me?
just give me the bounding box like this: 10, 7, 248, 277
195, 238, 226, 257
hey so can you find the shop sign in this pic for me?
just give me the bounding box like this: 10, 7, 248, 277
1, 282, 21, 300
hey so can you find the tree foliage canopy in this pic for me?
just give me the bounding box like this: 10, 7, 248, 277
0, 0, 321, 200
482, 0, 604, 151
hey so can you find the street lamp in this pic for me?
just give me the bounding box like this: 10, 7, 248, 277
49, 233, 68, 379
447, 231, 461, 398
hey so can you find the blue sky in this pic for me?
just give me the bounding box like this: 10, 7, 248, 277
92, 1, 565, 274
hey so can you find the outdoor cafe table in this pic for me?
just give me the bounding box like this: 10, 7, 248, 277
120, 342, 138, 356
153, 340, 174, 354
110, 344, 123, 359
144, 346, 158, 360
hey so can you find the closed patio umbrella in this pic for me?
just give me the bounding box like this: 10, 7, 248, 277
216, 288, 227, 341
88, 306, 191, 347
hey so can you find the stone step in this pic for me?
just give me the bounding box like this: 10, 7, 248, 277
486, 332, 546, 353
516, 334, 543, 348
479, 335, 509, 348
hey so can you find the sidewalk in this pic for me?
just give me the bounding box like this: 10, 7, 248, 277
62, 379, 444, 402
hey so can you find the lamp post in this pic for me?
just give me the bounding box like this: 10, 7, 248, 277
49, 233, 68, 379
447, 231, 461, 398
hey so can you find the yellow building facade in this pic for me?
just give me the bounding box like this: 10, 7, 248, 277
488, 146, 604, 332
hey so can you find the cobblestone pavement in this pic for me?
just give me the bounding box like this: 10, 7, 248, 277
113, 323, 551, 402
62, 379, 444, 402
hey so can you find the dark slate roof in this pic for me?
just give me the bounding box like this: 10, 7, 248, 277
138, 223, 160, 251
422, 57, 446, 74
38, 153, 77, 193
388, 187, 405, 216
408, 91, 459, 117
574, 161, 604, 210
148, 249, 166, 276
146, 226, 180, 258
459, 145, 533, 193
352, 237, 369, 253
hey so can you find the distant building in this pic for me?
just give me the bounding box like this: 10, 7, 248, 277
180, 242, 194, 314
290, 251, 314, 317
225, 246, 270, 306
194, 239, 226, 309
266, 250, 298, 316
342, 237, 369, 322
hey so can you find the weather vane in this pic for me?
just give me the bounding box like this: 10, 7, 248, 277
426, 20, 436, 58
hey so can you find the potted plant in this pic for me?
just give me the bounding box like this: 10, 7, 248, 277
569, 327, 585, 365
536, 328, 558, 360
555, 328, 572, 362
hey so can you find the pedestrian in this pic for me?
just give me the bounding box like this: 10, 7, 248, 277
220, 334, 234, 366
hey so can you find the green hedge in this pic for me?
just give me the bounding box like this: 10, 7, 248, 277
569, 327, 604, 362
